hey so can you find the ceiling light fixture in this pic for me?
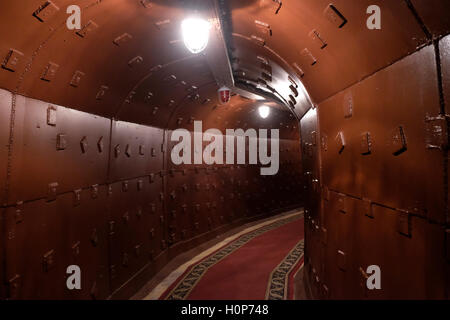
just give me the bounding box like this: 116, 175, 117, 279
258, 105, 270, 119
181, 18, 211, 54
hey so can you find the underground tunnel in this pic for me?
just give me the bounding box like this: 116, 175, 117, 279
0, 0, 449, 301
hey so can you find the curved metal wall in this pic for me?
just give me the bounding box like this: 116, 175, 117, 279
224, 0, 450, 299
0, 0, 304, 299
0, 0, 449, 299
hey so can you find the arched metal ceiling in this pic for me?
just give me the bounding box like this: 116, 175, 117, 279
0, 0, 450, 300
0, 0, 303, 132
2, 0, 449, 129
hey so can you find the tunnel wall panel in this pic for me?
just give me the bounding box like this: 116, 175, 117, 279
4, 186, 110, 299
107, 175, 165, 292
6, 91, 111, 205
441, 35, 450, 229
411, 0, 450, 37
0, 89, 11, 204
319, 45, 444, 222
109, 121, 164, 182
229, 0, 429, 104
442, 35, 450, 108
300, 108, 323, 298
2, 0, 447, 301
300, 108, 320, 224
0, 88, 303, 299
0, 0, 306, 300
304, 37, 449, 299
319, 193, 446, 299
439, 34, 450, 294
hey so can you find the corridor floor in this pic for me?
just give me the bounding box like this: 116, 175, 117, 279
138, 209, 305, 300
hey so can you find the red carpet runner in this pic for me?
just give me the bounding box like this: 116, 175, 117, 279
159, 211, 304, 300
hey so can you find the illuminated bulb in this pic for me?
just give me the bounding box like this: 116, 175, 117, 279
181, 18, 211, 54
258, 106, 270, 119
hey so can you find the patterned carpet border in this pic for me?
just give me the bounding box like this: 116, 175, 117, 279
162, 212, 304, 300
265, 239, 305, 300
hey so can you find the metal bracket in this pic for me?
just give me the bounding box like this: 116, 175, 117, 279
425, 115, 448, 150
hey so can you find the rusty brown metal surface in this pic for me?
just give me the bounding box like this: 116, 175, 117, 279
7, 93, 111, 205
4, 188, 110, 299
0, 0, 449, 300
301, 2, 450, 299
300, 107, 324, 299
410, 0, 450, 37
0, 89, 11, 205
227, 0, 428, 104
318, 194, 446, 299
0, 91, 302, 299
441, 35, 450, 229
109, 121, 164, 181
319, 45, 444, 222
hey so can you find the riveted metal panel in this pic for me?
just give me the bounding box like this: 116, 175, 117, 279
319, 45, 444, 222
354, 204, 446, 299
0, 88, 11, 204
108, 170, 165, 291
4, 185, 111, 300
229, 0, 428, 103
7, 95, 111, 204
5, 198, 67, 299
320, 197, 447, 299
63, 186, 110, 299
441, 35, 450, 115
411, 0, 450, 37
318, 90, 364, 198
301, 108, 320, 222
109, 121, 164, 181
441, 35, 450, 226
0, 0, 309, 301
